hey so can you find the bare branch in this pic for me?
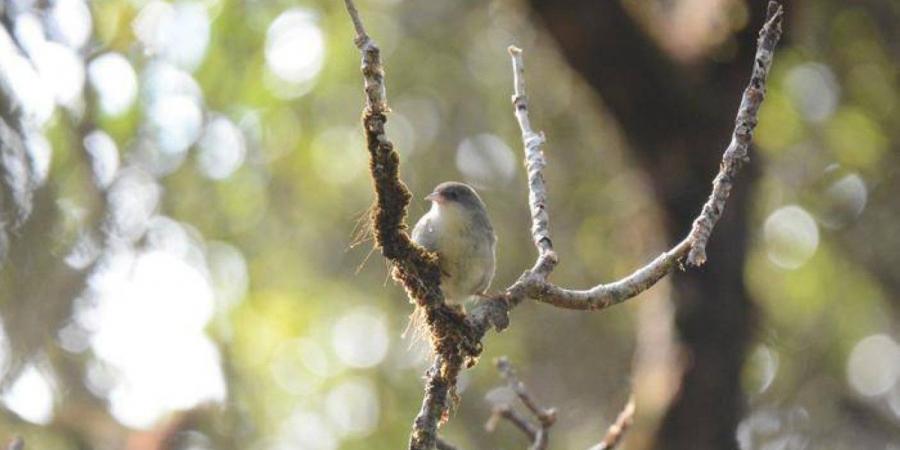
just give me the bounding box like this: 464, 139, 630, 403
588, 396, 636, 450
508, 46, 558, 278
486, 357, 556, 450
468, 1, 783, 325
343, 2, 480, 449
496, 357, 557, 427
345, 1, 784, 448
343, 0, 386, 114
686, 1, 784, 265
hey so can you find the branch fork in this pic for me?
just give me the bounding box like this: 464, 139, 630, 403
344, 1, 783, 449
484, 357, 557, 450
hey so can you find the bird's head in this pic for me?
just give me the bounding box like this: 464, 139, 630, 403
425, 181, 487, 216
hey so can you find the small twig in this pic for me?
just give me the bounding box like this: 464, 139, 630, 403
487, 406, 539, 437
508, 46, 558, 279
342, 0, 366, 41
496, 357, 557, 428
589, 396, 636, 450
686, 1, 784, 265
486, 357, 556, 450
343, 0, 386, 114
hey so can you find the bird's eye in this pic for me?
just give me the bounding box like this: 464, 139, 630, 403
446, 191, 457, 200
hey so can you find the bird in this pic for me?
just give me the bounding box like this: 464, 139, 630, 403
403, 181, 496, 345
411, 181, 497, 306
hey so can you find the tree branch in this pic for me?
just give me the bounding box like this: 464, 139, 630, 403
686, 1, 784, 265
484, 357, 556, 450
343, 2, 481, 449
589, 396, 636, 450
507, 46, 558, 279
344, 1, 784, 449
467, 1, 782, 330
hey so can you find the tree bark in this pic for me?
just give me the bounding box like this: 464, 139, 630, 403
525, 1, 772, 448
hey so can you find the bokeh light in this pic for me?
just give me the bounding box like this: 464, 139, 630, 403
0, 24, 54, 123
821, 172, 867, 229
106, 168, 161, 242
32, 41, 85, 109
83, 130, 120, 188
48, 0, 92, 49
133, 0, 210, 71
265, 8, 325, 91
148, 94, 204, 156
455, 133, 517, 188
784, 63, 840, 123
846, 334, 900, 397
88, 52, 138, 116
763, 205, 820, 270
325, 378, 380, 437
276, 409, 338, 450
311, 126, 367, 185
270, 338, 333, 395
206, 241, 250, 309
197, 115, 247, 180
81, 225, 226, 428
25, 133, 52, 186
2, 365, 55, 425
332, 308, 389, 368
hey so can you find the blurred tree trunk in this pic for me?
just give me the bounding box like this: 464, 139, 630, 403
525, 1, 776, 448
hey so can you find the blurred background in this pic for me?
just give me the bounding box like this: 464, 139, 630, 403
0, 0, 898, 448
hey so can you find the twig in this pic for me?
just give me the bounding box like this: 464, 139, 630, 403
686, 1, 784, 265
343, 0, 386, 114
496, 357, 557, 428
588, 396, 636, 450
508, 46, 558, 279
485, 357, 556, 450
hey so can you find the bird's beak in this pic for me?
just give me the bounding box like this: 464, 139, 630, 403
425, 192, 442, 203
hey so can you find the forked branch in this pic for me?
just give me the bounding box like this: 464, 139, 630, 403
344, 1, 784, 449
467, 1, 783, 332
485, 357, 557, 450
440, 358, 634, 450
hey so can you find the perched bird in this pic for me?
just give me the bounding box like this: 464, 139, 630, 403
404, 182, 496, 347
412, 182, 497, 306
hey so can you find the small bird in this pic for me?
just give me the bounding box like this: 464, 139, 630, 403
412, 182, 497, 306
404, 182, 496, 345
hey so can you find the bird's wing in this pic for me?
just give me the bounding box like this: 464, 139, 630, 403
476, 236, 496, 294
411, 215, 438, 252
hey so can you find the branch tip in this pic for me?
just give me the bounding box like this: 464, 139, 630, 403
591, 396, 635, 450
766, 1, 784, 23
343, 0, 368, 44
